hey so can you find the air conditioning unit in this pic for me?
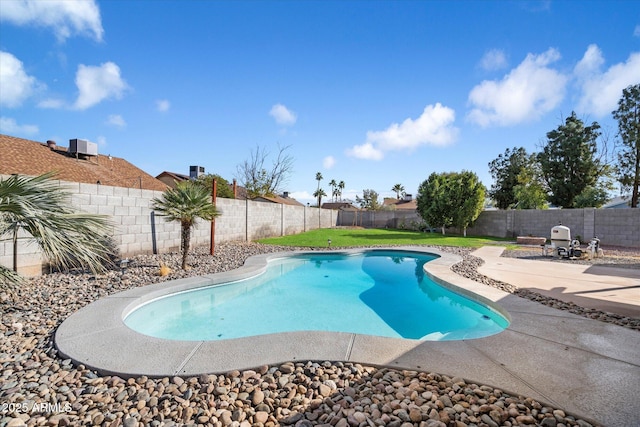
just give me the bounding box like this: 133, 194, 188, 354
69, 139, 98, 156
189, 165, 205, 180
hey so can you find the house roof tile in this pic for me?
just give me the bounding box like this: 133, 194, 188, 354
0, 134, 167, 191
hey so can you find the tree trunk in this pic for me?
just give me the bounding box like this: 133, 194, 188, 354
12, 228, 18, 272
441, 225, 445, 235
181, 224, 191, 270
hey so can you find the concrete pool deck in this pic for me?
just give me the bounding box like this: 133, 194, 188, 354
55, 247, 640, 427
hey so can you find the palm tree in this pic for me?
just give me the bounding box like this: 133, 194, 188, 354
338, 180, 345, 201
152, 180, 220, 270
313, 188, 327, 207
328, 179, 337, 202
314, 172, 324, 207
1, 173, 115, 289
392, 183, 405, 199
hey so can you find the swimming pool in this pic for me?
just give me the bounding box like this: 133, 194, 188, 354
124, 250, 509, 341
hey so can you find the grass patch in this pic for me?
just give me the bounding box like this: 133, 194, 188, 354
257, 228, 513, 248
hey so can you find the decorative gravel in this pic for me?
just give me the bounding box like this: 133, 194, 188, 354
3, 241, 636, 427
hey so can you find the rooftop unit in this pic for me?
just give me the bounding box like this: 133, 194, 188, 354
69, 138, 98, 156
189, 165, 205, 180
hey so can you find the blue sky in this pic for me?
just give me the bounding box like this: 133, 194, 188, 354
1, 0, 639, 205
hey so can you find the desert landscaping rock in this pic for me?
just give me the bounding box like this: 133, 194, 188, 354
3, 241, 637, 426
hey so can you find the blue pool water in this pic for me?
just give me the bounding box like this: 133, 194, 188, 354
124, 251, 509, 341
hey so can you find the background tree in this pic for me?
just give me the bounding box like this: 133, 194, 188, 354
1, 173, 115, 289
313, 188, 327, 207
356, 189, 380, 210
315, 172, 323, 205
195, 173, 235, 199
328, 179, 337, 202
537, 112, 604, 208
236, 144, 293, 199
416, 172, 454, 234
613, 83, 640, 207
512, 161, 548, 209
449, 171, 485, 236
391, 183, 405, 199
488, 147, 531, 209
573, 183, 613, 208
152, 180, 220, 269
338, 180, 345, 200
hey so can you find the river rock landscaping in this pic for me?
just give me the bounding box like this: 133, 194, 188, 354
3, 241, 637, 427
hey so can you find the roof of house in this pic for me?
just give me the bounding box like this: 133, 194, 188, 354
382, 197, 417, 210
156, 171, 190, 182
322, 201, 359, 210
602, 195, 632, 209
0, 134, 168, 191
254, 194, 304, 206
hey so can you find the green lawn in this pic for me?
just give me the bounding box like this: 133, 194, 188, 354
257, 228, 513, 248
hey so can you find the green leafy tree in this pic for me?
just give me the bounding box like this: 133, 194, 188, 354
356, 189, 380, 210
449, 171, 485, 236
573, 184, 612, 208
537, 112, 603, 208
391, 184, 405, 199
152, 180, 220, 270
417, 172, 454, 234
195, 173, 235, 199
612, 84, 640, 207
513, 162, 548, 209
488, 147, 531, 209
1, 173, 115, 289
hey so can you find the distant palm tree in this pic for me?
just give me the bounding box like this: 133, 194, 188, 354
315, 172, 324, 206
313, 188, 327, 207
338, 180, 345, 200
152, 180, 220, 269
328, 179, 337, 201
0, 173, 115, 289
392, 183, 405, 199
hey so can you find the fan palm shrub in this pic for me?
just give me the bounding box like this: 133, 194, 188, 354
151, 180, 220, 269
0, 172, 116, 289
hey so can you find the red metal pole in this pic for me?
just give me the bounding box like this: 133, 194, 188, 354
210, 179, 217, 255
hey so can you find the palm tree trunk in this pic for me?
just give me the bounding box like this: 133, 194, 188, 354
181, 224, 190, 270
12, 227, 18, 272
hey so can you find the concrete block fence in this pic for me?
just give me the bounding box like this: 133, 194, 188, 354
336, 207, 639, 248
0, 178, 337, 276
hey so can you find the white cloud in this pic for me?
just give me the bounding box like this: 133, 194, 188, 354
0, 51, 43, 108
348, 103, 458, 160
634, 25, 640, 37
480, 49, 508, 71
269, 103, 297, 126
574, 45, 640, 117
0, 0, 103, 42
73, 62, 128, 110
156, 99, 170, 112
106, 114, 126, 128
467, 48, 568, 127
323, 156, 336, 169
38, 98, 65, 109
0, 116, 39, 135
347, 142, 384, 161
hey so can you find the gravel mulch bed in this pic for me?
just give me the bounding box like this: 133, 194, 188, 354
3, 241, 634, 427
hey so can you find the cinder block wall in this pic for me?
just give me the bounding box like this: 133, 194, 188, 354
334, 207, 639, 247
0, 178, 337, 276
